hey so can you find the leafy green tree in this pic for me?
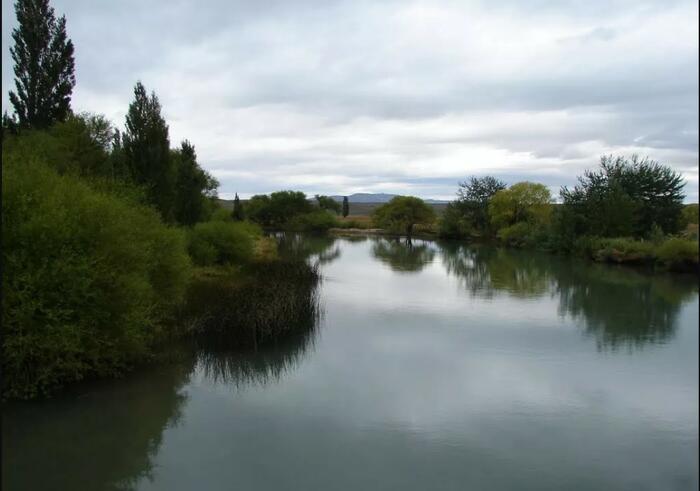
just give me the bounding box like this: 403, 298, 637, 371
561, 155, 685, 237
456, 176, 506, 232
9, 0, 75, 129
172, 140, 218, 226
246, 191, 313, 227
232, 193, 245, 221
2, 112, 114, 178
439, 201, 473, 239
342, 196, 349, 217
372, 196, 436, 238
489, 182, 552, 229
123, 82, 175, 221
315, 195, 341, 214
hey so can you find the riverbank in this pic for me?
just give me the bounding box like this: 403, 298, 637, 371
329, 228, 699, 275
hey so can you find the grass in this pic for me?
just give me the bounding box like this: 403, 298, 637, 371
180, 260, 321, 349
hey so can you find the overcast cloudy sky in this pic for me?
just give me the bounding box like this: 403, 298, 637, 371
2, 0, 698, 201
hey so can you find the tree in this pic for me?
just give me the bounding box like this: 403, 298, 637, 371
560, 155, 685, 237
232, 193, 245, 221
172, 140, 218, 226
456, 176, 506, 232
122, 82, 175, 221
342, 196, 349, 218
371, 196, 436, 238
489, 182, 551, 229
9, 0, 75, 129
246, 191, 313, 227
315, 195, 341, 214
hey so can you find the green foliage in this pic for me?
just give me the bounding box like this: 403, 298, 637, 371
372, 196, 436, 237
183, 261, 321, 348
172, 140, 218, 226
9, 0, 75, 129
497, 222, 534, 247
680, 204, 699, 227
560, 155, 685, 238
187, 221, 260, 267
456, 176, 506, 232
288, 210, 338, 233
656, 238, 699, 270
438, 201, 473, 239
123, 82, 175, 221
2, 158, 192, 399
342, 196, 350, 217
489, 182, 552, 229
315, 194, 342, 214
592, 238, 655, 264
2, 113, 118, 178
231, 193, 245, 221
246, 191, 314, 228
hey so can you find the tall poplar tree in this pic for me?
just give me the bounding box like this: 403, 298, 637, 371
122, 82, 175, 221
9, 0, 75, 129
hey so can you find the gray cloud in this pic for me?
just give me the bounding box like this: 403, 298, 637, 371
2, 0, 698, 201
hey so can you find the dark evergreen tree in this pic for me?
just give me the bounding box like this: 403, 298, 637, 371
173, 140, 218, 226
342, 196, 349, 217
122, 82, 175, 221
232, 193, 245, 221
9, 0, 75, 129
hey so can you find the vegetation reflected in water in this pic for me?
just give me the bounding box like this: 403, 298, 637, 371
371, 238, 436, 273
439, 241, 698, 349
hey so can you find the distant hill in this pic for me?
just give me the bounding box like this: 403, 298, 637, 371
330, 193, 448, 204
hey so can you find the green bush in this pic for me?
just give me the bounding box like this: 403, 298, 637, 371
438, 202, 473, 239
2, 158, 192, 399
593, 238, 655, 264
288, 210, 338, 233
187, 221, 260, 266
497, 222, 533, 247
656, 238, 699, 270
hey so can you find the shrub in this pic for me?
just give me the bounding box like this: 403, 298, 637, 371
656, 238, 699, 271
593, 238, 655, 264
288, 210, 338, 233
438, 202, 473, 239
2, 158, 192, 399
497, 222, 533, 247
187, 221, 260, 267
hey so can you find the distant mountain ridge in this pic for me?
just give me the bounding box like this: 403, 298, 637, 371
330, 193, 448, 204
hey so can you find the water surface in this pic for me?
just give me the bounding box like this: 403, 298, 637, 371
3, 236, 698, 490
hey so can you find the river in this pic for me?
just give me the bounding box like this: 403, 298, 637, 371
3, 235, 698, 490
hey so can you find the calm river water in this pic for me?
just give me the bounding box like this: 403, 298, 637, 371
3, 236, 699, 490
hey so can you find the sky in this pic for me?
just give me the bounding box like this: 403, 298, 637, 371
2, 0, 698, 201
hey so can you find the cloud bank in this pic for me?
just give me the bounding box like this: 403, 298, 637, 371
2, 0, 698, 200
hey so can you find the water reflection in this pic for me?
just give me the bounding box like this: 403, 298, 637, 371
372, 238, 436, 273
2, 359, 192, 491
439, 242, 551, 298
555, 262, 697, 350
437, 241, 698, 349
196, 325, 318, 388
276, 233, 341, 266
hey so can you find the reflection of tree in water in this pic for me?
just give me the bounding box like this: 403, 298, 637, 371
196, 323, 318, 388
554, 262, 698, 350
275, 233, 341, 266
2, 355, 194, 491
438, 241, 697, 350
371, 238, 436, 273
439, 242, 552, 298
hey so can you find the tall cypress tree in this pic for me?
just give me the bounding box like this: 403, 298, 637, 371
232, 193, 245, 221
122, 82, 175, 221
342, 196, 350, 217
9, 0, 75, 129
